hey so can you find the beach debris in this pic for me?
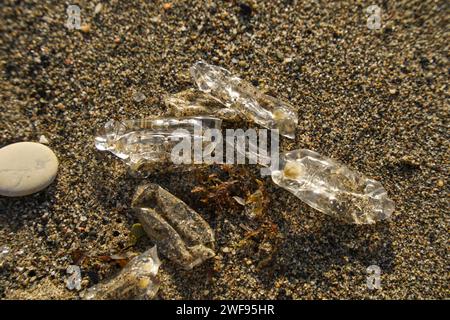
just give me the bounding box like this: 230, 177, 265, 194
132, 183, 215, 270
0, 142, 58, 197
190, 60, 298, 138
189, 165, 266, 214
271, 149, 395, 224
164, 88, 240, 121
83, 246, 161, 300
243, 179, 269, 219
191, 180, 239, 207
66, 265, 82, 291
94, 116, 222, 172
193, 175, 268, 219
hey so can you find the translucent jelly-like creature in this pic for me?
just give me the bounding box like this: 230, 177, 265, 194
94, 116, 222, 171
132, 183, 215, 270
271, 149, 395, 224
190, 61, 298, 139
83, 246, 161, 300
164, 88, 240, 121
66, 265, 81, 291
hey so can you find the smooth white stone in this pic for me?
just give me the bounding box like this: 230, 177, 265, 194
0, 142, 58, 197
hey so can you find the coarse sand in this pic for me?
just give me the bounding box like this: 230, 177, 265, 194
0, 1, 448, 299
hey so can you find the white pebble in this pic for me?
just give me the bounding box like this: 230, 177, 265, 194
94, 3, 103, 15
0, 245, 10, 260
39, 135, 49, 144
0, 142, 58, 197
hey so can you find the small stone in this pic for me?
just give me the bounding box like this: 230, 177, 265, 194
0, 245, 10, 261
437, 180, 444, 187
163, 3, 173, 10
114, 36, 121, 44
39, 135, 49, 144
0, 142, 59, 197
150, 16, 161, 23
238, 60, 247, 67
94, 3, 103, 15
222, 247, 230, 253
80, 24, 91, 33
389, 88, 397, 95
132, 91, 146, 102
276, 50, 284, 61
63, 58, 73, 66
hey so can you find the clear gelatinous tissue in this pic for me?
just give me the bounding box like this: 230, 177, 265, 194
94, 116, 222, 171
164, 88, 240, 121
66, 265, 81, 291
132, 183, 215, 270
271, 149, 395, 224
190, 61, 298, 139
83, 246, 161, 300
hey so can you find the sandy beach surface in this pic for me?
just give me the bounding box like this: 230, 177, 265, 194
0, 0, 448, 299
